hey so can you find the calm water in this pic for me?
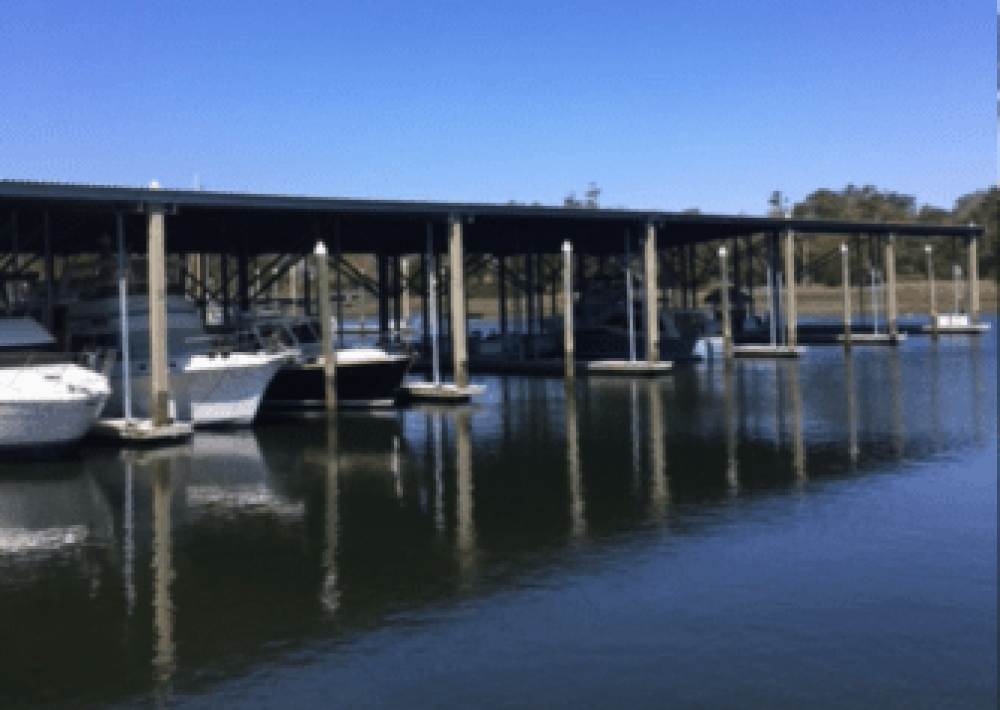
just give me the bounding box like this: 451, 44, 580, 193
1, 321, 996, 709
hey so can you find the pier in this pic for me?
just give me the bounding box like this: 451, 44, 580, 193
0, 180, 987, 413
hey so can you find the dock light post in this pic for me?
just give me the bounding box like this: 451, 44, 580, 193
841, 243, 851, 348
315, 241, 337, 412
562, 240, 574, 379
719, 246, 732, 364
926, 245, 937, 339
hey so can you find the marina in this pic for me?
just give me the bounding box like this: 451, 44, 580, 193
0, 182, 995, 708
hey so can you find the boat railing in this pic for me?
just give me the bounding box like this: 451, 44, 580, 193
0, 346, 117, 374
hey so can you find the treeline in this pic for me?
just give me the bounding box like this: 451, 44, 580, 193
786, 184, 997, 284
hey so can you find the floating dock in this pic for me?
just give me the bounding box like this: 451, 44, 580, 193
400, 382, 487, 404
836, 333, 906, 346
92, 418, 194, 443
585, 360, 673, 376
732, 345, 805, 359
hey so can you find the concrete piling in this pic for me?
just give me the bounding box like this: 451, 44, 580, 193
644, 222, 659, 365
315, 240, 337, 412
147, 184, 171, 426
841, 243, 852, 348
448, 216, 468, 388
562, 240, 574, 379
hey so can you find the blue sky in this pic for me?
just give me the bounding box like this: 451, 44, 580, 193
1, 1, 994, 214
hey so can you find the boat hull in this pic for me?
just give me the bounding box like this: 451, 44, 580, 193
103, 352, 288, 427
0, 365, 109, 456
262, 356, 412, 409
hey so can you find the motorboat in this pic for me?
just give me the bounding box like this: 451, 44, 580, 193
569, 283, 724, 362
249, 316, 413, 408
0, 317, 111, 455
63, 295, 292, 427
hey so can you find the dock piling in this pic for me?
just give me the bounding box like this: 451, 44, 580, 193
841, 243, 851, 348
886, 233, 898, 338
562, 240, 574, 379
644, 222, 659, 365
147, 183, 171, 427
783, 224, 797, 348
719, 246, 732, 364
315, 240, 336, 412
448, 215, 468, 388
926, 245, 937, 339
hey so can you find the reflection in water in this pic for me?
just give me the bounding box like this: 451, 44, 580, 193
789, 361, 805, 480
846, 353, 859, 463
630, 382, 641, 497
930, 343, 942, 451
392, 435, 402, 500
124, 461, 136, 616
455, 410, 476, 587
648, 380, 668, 522
151, 458, 175, 698
322, 420, 340, 614
565, 380, 586, 539
889, 349, 904, 458
971, 340, 984, 445
434, 413, 445, 534
724, 365, 739, 493
2, 324, 994, 710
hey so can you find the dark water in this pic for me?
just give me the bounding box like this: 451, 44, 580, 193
1, 320, 996, 709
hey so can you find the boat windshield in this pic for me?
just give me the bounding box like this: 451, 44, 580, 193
291, 323, 319, 344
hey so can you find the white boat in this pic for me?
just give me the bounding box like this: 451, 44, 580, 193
63, 296, 292, 427
249, 316, 413, 408
0, 317, 111, 454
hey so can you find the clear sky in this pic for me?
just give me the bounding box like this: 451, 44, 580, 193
1, 1, 994, 215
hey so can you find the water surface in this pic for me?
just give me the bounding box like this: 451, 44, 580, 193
0, 320, 995, 709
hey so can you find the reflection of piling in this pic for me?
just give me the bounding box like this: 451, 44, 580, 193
564, 380, 585, 539
890, 349, 904, 458
724, 364, 738, 493
648, 380, 668, 522
455, 410, 475, 585
845, 352, 859, 463
322, 420, 340, 613
433, 414, 445, 534
151, 459, 175, 694
789, 361, 804, 478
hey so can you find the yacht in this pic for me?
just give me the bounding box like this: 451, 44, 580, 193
0, 317, 111, 455
250, 316, 413, 408
63, 295, 292, 427
570, 284, 724, 362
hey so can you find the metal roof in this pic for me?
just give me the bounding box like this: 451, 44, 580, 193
0, 180, 983, 257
